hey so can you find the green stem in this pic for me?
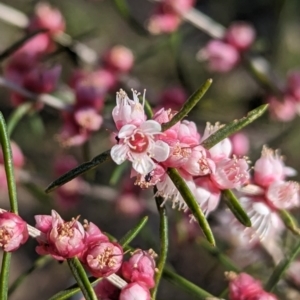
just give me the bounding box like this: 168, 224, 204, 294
265, 240, 300, 292
161, 79, 212, 132
0, 112, 18, 212
151, 194, 169, 299
0, 253, 11, 300
67, 258, 97, 300
163, 267, 213, 299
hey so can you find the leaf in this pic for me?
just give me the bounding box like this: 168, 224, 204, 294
223, 189, 251, 227
119, 216, 148, 247
279, 210, 300, 236
67, 258, 97, 300
201, 104, 268, 149
162, 79, 213, 132
167, 168, 215, 246
151, 194, 169, 299
45, 150, 111, 193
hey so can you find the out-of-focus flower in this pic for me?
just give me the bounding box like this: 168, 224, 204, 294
230, 132, 250, 156
119, 282, 151, 300
28, 2, 65, 35
227, 272, 278, 300
103, 45, 134, 73
35, 210, 86, 260
267, 95, 297, 122
94, 279, 120, 300
159, 86, 187, 110
197, 40, 240, 73
0, 212, 29, 252
84, 241, 123, 277
122, 249, 157, 288
225, 22, 256, 51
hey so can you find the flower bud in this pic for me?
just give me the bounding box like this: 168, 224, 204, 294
119, 282, 151, 300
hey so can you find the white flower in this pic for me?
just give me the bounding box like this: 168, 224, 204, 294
111, 120, 169, 175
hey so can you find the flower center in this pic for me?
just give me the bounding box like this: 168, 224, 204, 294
0, 227, 11, 247
96, 246, 116, 268
128, 132, 149, 153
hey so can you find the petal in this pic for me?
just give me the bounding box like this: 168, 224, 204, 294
152, 140, 170, 162
140, 120, 161, 134
132, 154, 155, 175
118, 124, 137, 138
111, 144, 128, 164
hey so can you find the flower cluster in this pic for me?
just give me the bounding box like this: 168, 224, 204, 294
111, 90, 251, 217
198, 22, 256, 73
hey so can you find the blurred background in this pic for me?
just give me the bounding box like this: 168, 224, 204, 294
0, 0, 300, 299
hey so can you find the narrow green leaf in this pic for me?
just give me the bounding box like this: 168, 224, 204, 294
144, 99, 153, 119
9, 256, 51, 296
167, 168, 215, 246
151, 194, 169, 299
279, 210, 300, 236
119, 216, 148, 247
0, 253, 11, 300
7, 103, 33, 137
163, 267, 213, 299
162, 79, 213, 132
201, 104, 268, 149
109, 161, 129, 186
67, 258, 97, 300
0, 112, 18, 213
48, 277, 102, 300
265, 240, 300, 292
45, 150, 111, 193
197, 238, 240, 273
223, 189, 251, 227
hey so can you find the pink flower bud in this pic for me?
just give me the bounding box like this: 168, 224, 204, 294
74, 108, 103, 131
230, 132, 250, 156
267, 95, 297, 122
0, 212, 29, 252
254, 146, 285, 187
83, 221, 109, 246
148, 12, 180, 35
119, 282, 151, 300
29, 2, 65, 34
165, 0, 195, 13
198, 40, 240, 73
211, 156, 250, 190
160, 86, 187, 110
94, 279, 120, 299
122, 249, 157, 288
266, 181, 299, 210
23, 65, 61, 94
227, 272, 277, 300
103, 45, 134, 73
225, 22, 256, 51
35, 210, 86, 260
85, 241, 123, 277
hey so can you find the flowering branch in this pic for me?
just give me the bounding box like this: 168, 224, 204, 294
167, 168, 215, 246
152, 194, 169, 299
161, 78, 213, 132
201, 104, 268, 149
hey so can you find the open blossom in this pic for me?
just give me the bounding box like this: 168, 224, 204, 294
119, 282, 151, 300
211, 156, 250, 190
122, 249, 157, 288
84, 241, 123, 277
111, 120, 169, 175
35, 210, 86, 260
113, 89, 146, 130
0, 212, 29, 252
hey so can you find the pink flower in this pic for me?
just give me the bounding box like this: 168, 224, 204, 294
198, 40, 240, 73
148, 13, 180, 35
111, 120, 170, 175
119, 282, 151, 300
227, 272, 278, 300
160, 86, 187, 110
253, 146, 296, 187
266, 181, 299, 210
103, 45, 134, 73
28, 2, 65, 35
225, 22, 256, 51
230, 132, 250, 156
74, 108, 103, 131
267, 95, 297, 122
165, 0, 195, 13
211, 156, 250, 190
94, 279, 120, 299
84, 241, 123, 277
83, 221, 109, 246
112, 89, 147, 130
201, 122, 232, 161
122, 249, 157, 288
0, 212, 29, 252
35, 210, 86, 260
134, 164, 166, 189
177, 120, 200, 146
115, 193, 146, 217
